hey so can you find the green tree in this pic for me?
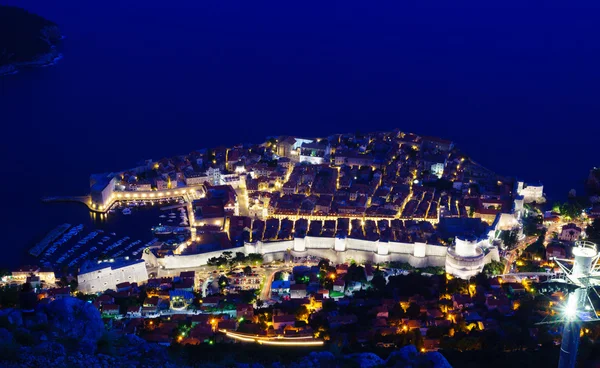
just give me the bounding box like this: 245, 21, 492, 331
247, 253, 264, 265
523, 233, 546, 260
218, 275, 229, 291
483, 261, 505, 277
523, 214, 542, 236
243, 265, 252, 275
318, 259, 331, 270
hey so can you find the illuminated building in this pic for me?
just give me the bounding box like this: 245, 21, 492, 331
77, 258, 148, 293
445, 236, 500, 279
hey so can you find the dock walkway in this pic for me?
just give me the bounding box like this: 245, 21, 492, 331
160, 204, 186, 211
29, 223, 71, 257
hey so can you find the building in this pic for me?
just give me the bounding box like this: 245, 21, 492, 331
275, 137, 297, 158
90, 173, 117, 210
101, 304, 120, 316
290, 283, 307, 299
421, 136, 454, 152
445, 236, 500, 279
236, 304, 254, 320
299, 141, 330, 165
333, 279, 346, 293
26, 276, 41, 289
272, 314, 296, 330
271, 280, 290, 297
334, 151, 374, 167
184, 171, 209, 186
559, 223, 582, 242
126, 306, 142, 318
422, 153, 447, 178
48, 287, 71, 300
12, 265, 55, 284
546, 243, 567, 259
77, 259, 148, 293
516, 181, 544, 203
170, 290, 194, 310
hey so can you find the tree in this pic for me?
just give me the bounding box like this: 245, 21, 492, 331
222, 251, 233, 262
68, 279, 78, 293
483, 261, 505, 277
318, 259, 331, 270
523, 234, 546, 260
295, 305, 309, 323
344, 264, 366, 284
218, 275, 229, 291
247, 253, 264, 265
406, 302, 421, 319
234, 252, 246, 264
243, 265, 252, 275
500, 231, 518, 249
586, 219, 600, 243
523, 214, 542, 236
371, 273, 386, 294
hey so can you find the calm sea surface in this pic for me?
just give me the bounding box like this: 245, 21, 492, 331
1, 0, 600, 268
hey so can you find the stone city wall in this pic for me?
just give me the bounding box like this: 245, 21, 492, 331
142, 235, 472, 272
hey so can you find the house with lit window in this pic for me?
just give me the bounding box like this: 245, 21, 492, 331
558, 223, 582, 242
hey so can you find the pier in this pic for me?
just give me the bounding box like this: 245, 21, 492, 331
160, 204, 186, 211
42, 185, 204, 214
42, 195, 93, 209
29, 223, 71, 257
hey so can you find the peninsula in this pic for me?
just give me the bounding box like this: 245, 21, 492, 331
4, 128, 599, 367
0, 5, 62, 76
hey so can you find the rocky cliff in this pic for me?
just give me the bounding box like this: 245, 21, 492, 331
0, 297, 452, 367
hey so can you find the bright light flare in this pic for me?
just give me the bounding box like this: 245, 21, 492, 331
563, 294, 578, 320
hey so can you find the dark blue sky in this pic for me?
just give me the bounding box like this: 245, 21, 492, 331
1, 0, 600, 266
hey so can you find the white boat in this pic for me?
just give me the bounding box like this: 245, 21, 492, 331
122, 208, 132, 215
159, 215, 166, 218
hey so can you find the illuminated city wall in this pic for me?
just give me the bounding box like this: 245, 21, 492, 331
143, 235, 486, 273
78, 260, 148, 293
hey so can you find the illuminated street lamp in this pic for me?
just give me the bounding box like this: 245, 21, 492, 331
538, 241, 600, 368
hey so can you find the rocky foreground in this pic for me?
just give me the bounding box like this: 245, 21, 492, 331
0, 5, 63, 76
0, 297, 452, 368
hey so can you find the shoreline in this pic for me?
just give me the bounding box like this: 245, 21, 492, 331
0, 50, 64, 77
0, 26, 64, 77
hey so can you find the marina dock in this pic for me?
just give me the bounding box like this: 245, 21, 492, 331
29, 223, 71, 257
42, 195, 93, 209
160, 204, 186, 211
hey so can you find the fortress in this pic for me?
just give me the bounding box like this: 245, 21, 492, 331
143, 234, 500, 279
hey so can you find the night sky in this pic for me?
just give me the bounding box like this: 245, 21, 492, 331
1, 0, 600, 267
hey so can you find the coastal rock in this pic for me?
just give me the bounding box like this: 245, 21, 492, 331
24, 311, 48, 329
32, 341, 66, 358
0, 327, 13, 343
45, 297, 104, 353
289, 351, 335, 368
344, 352, 384, 367
386, 344, 418, 366
0, 64, 17, 76
0, 308, 23, 327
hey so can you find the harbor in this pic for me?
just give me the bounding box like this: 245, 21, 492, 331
29, 223, 72, 257
25, 198, 192, 275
